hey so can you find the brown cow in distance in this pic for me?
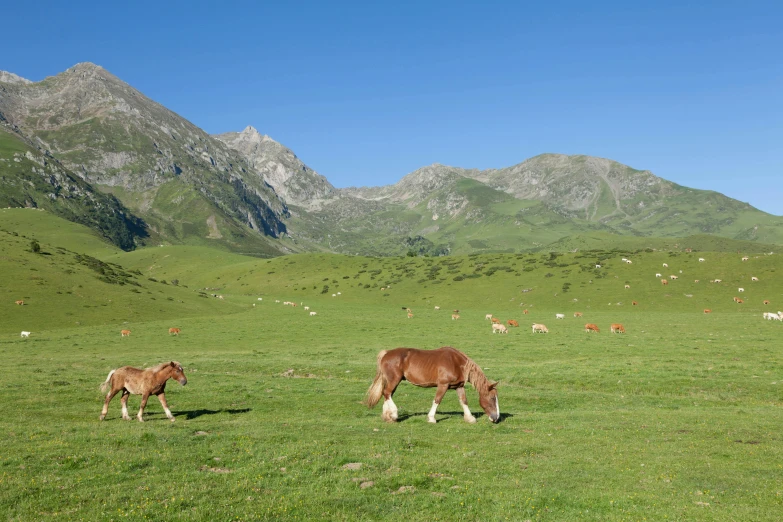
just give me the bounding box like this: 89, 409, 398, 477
703, 309, 712, 314
523, 309, 529, 315
491, 317, 501, 324
15, 300, 24, 306
763, 300, 771, 305
507, 319, 519, 327
632, 301, 638, 306
574, 312, 583, 317
584, 323, 600, 333
661, 279, 668, 286
120, 330, 131, 337
168, 327, 181, 336
610, 323, 626, 333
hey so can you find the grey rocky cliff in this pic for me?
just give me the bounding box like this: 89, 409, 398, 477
214, 126, 335, 210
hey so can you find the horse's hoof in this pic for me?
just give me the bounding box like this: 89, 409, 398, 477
137, 418, 144, 423
169, 418, 176, 423
99, 415, 105, 421
465, 416, 477, 424
122, 416, 131, 421
427, 417, 437, 424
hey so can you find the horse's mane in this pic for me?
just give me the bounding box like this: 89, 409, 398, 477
464, 356, 490, 394
150, 361, 179, 372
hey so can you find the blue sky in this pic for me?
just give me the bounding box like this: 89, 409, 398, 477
4, 1, 782, 214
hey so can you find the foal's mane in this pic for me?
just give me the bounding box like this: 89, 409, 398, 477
464, 356, 491, 394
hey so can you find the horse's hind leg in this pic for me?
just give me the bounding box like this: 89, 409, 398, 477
456, 386, 477, 424
120, 391, 132, 420
157, 392, 175, 422
100, 388, 121, 420
382, 374, 403, 423
427, 384, 449, 424
137, 393, 150, 422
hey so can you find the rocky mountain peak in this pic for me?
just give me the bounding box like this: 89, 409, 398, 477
0, 71, 32, 85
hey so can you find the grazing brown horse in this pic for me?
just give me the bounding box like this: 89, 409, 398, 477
99, 361, 187, 422
168, 327, 181, 335
364, 347, 499, 424
120, 329, 131, 337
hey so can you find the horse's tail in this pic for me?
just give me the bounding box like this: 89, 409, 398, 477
363, 350, 388, 408
99, 369, 116, 393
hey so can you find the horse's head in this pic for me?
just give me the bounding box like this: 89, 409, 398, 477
169, 361, 188, 386
479, 381, 500, 423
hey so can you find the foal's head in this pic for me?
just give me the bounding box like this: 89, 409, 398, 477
167, 361, 188, 386
478, 381, 500, 423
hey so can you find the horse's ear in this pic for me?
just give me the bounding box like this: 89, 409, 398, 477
170, 361, 176, 368
489, 381, 499, 390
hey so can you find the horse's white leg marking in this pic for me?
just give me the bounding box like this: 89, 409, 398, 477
427, 401, 439, 423
496, 396, 500, 419
158, 394, 175, 422
460, 401, 476, 424
382, 398, 398, 422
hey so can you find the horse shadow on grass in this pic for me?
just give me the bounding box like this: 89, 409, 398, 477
396, 411, 513, 423
144, 408, 251, 420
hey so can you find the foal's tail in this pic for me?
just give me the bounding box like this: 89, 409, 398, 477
99, 369, 116, 393
363, 350, 388, 408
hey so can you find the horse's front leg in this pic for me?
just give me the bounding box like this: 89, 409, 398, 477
100, 388, 121, 420
427, 385, 449, 424
137, 393, 150, 422
456, 386, 477, 424
120, 391, 132, 420
157, 392, 175, 422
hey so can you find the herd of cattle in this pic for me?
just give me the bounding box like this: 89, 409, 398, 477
482, 312, 625, 335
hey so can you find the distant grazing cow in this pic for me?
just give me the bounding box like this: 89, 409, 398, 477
763, 300, 770, 305
694, 280, 699, 283
663, 263, 668, 268
751, 277, 759, 282
532, 323, 549, 333
661, 279, 668, 286
15, 300, 24, 306
763, 312, 777, 320
492, 323, 508, 334
584, 323, 600, 333
625, 260, 632, 264
451, 313, 460, 320
434, 306, 440, 310
699, 258, 705, 262
275, 300, 280, 303
574, 312, 583, 318
738, 287, 744, 293
491, 317, 501, 324
655, 273, 662, 278
407, 312, 414, 319
670, 275, 678, 280
523, 309, 529, 315
21, 331, 30, 338
713, 279, 722, 283
121, 330, 131, 337
610, 323, 626, 333
217, 295, 224, 300
624, 284, 630, 289
485, 314, 493, 320
595, 264, 601, 269
704, 309, 712, 314
555, 313, 565, 319
735, 298, 744, 304
507, 319, 519, 327
304, 306, 310, 310
168, 327, 180, 336
310, 311, 317, 316
742, 256, 749, 261
332, 294, 336, 297
257, 298, 263, 301
632, 301, 638, 306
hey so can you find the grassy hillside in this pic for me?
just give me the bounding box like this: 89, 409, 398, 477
0, 211, 237, 334
1, 250, 782, 519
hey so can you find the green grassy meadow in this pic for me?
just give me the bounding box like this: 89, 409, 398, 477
1, 210, 782, 520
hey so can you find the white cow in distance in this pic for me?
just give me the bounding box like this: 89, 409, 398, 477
555, 313, 565, 319
21, 331, 31, 338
